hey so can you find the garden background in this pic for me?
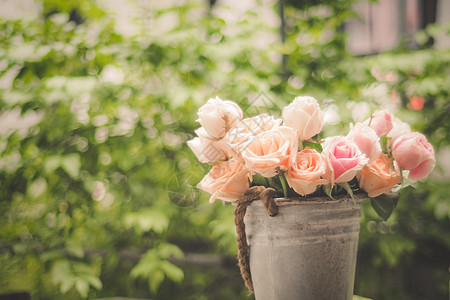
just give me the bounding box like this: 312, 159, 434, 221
0, 0, 449, 299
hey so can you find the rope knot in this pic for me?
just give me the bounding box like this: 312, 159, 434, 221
233, 186, 278, 294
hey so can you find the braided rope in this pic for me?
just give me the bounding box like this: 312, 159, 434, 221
233, 186, 278, 294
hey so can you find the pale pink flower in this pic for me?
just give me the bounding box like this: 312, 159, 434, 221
322, 136, 369, 185
222, 114, 282, 156
392, 132, 435, 180
197, 160, 251, 203
197, 96, 243, 139
347, 123, 382, 163
387, 116, 411, 143
365, 110, 394, 136
282, 96, 324, 140
187, 128, 228, 164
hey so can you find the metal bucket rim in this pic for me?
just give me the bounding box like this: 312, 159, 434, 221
268, 193, 367, 207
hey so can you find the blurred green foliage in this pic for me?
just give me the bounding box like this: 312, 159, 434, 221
0, 0, 449, 299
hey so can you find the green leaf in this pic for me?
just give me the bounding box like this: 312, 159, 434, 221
130, 259, 158, 278
75, 278, 89, 298
124, 208, 170, 234
303, 142, 323, 152
60, 278, 75, 294
45, 156, 61, 173
338, 182, 355, 203
86, 275, 102, 290
160, 260, 184, 282
380, 135, 390, 154
149, 270, 165, 293
61, 154, 81, 178
51, 260, 71, 284
65, 239, 84, 259
130, 244, 184, 293
252, 174, 268, 187
370, 193, 400, 221
72, 262, 93, 275
157, 243, 184, 260
323, 184, 334, 200
50, 260, 101, 297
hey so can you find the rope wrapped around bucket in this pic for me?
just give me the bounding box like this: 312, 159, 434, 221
234, 186, 278, 294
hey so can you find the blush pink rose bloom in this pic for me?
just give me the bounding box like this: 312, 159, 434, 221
391, 132, 435, 180
347, 123, 382, 163
357, 154, 402, 197
242, 126, 298, 177
365, 110, 394, 136
286, 147, 328, 196
197, 96, 243, 139
222, 114, 282, 156
282, 96, 324, 140
387, 116, 412, 143
322, 136, 369, 185
197, 160, 251, 203
187, 128, 228, 164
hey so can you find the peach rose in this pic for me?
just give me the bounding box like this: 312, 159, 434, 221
347, 123, 382, 163
286, 147, 328, 196
282, 96, 324, 140
357, 154, 401, 197
392, 132, 435, 180
197, 160, 251, 203
322, 136, 369, 185
222, 114, 282, 156
242, 126, 298, 177
364, 110, 393, 136
197, 96, 243, 139
187, 128, 228, 164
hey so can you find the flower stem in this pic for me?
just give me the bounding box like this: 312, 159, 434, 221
298, 140, 303, 151
279, 172, 289, 198
267, 177, 276, 188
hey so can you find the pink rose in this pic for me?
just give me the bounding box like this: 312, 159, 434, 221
197, 96, 243, 139
357, 154, 402, 197
242, 126, 298, 177
222, 114, 282, 156
282, 96, 324, 140
187, 128, 228, 164
387, 116, 411, 143
197, 160, 251, 203
347, 123, 382, 163
365, 110, 393, 136
286, 147, 328, 196
322, 136, 369, 185
392, 132, 435, 180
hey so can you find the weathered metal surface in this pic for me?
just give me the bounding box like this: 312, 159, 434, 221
245, 195, 363, 300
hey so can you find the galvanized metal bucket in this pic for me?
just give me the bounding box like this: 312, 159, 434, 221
244, 195, 363, 300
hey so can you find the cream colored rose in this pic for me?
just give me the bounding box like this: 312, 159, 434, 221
187, 128, 228, 164
197, 96, 243, 139
222, 114, 282, 156
357, 154, 401, 197
282, 96, 324, 140
347, 123, 382, 163
286, 147, 328, 196
197, 159, 251, 203
242, 126, 298, 177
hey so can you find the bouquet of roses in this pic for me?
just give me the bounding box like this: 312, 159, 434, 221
188, 96, 435, 220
